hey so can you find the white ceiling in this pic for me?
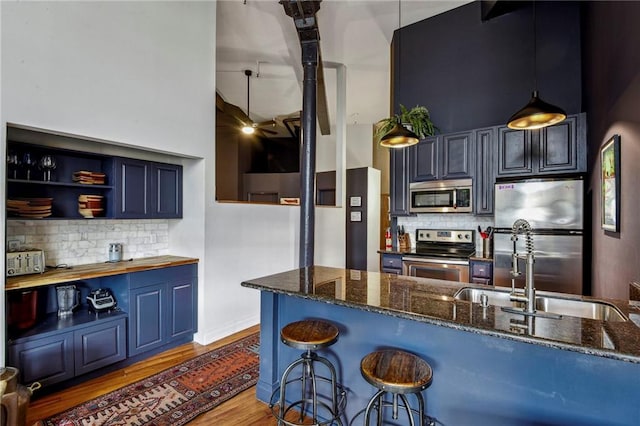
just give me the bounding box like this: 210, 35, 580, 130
216, 0, 470, 129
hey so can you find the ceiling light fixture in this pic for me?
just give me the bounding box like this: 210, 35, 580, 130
241, 69, 256, 135
507, 1, 566, 130
380, 0, 419, 148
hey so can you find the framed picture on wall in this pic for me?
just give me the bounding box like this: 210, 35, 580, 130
601, 134, 620, 232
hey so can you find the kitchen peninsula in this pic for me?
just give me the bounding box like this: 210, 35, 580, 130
242, 266, 640, 425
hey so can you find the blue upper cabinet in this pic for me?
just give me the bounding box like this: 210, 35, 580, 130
114, 158, 182, 219
496, 113, 586, 178
153, 163, 183, 219
410, 136, 438, 182
114, 158, 151, 218
410, 131, 473, 183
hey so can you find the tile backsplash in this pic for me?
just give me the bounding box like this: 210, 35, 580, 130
7, 219, 169, 266
397, 214, 494, 254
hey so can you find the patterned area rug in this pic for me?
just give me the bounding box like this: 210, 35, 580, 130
41, 333, 260, 426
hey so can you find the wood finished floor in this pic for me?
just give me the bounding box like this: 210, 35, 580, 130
27, 324, 282, 425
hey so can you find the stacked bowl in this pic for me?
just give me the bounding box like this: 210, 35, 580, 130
78, 195, 104, 218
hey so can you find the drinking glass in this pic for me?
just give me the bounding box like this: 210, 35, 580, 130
39, 155, 57, 181
7, 151, 20, 179
22, 152, 36, 180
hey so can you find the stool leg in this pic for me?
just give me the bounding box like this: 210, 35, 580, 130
363, 389, 385, 426
314, 355, 341, 417
299, 358, 309, 422
415, 391, 426, 426
398, 394, 416, 426
277, 356, 306, 425
308, 359, 319, 422
376, 392, 384, 426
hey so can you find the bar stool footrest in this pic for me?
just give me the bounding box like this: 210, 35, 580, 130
269, 379, 347, 426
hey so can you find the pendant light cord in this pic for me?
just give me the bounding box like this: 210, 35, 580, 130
533, 1, 537, 91
397, 0, 402, 121
245, 69, 252, 118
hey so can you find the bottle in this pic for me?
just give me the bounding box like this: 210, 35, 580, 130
385, 228, 392, 251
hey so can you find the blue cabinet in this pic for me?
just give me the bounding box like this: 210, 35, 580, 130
469, 258, 493, 285
6, 262, 196, 389
380, 253, 403, 274
129, 284, 164, 356
474, 127, 496, 215
8, 331, 74, 387
6, 125, 183, 220
114, 158, 150, 218
74, 318, 127, 376
410, 131, 473, 183
153, 163, 183, 218
496, 113, 586, 178
410, 136, 438, 182
6, 140, 115, 220
389, 148, 410, 216
114, 158, 182, 219
8, 315, 126, 387
128, 264, 197, 357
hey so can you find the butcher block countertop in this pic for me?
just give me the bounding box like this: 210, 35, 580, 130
5, 255, 199, 291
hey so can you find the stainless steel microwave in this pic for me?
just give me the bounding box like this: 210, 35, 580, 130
409, 179, 473, 213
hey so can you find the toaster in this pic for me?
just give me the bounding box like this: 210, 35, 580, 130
6, 249, 46, 277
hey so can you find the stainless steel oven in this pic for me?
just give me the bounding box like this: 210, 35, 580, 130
402, 256, 470, 282
401, 229, 475, 283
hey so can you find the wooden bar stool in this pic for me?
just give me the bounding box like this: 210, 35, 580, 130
356, 349, 433, 426
270, 319, 346, 426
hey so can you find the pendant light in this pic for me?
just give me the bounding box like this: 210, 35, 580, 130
380, 0, 419, 148
241, 69, 256, 135
507, 1, 566, 130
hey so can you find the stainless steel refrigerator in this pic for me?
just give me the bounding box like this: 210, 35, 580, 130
493, 176, 584, 295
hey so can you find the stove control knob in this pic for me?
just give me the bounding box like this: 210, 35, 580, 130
465, 234, 470, 239
457, 234, 463, 239
425, 233, 430, 238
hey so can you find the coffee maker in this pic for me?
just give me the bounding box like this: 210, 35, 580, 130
56, 285, 80, 317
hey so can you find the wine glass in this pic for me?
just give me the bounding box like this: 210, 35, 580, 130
7, 151, 20, 179
22, 152, 36, 180
39, 155, 57, 181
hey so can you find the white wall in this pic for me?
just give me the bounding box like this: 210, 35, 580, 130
1, 1, 372, 354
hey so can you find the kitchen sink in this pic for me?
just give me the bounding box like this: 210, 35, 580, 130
454, 287, 627, 322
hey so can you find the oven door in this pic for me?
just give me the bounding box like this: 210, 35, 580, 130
402, 256, 469, 282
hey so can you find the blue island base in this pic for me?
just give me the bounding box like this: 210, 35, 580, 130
257, 292, 639, 425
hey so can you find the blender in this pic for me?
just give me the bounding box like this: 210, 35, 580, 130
56, 285, 80, 317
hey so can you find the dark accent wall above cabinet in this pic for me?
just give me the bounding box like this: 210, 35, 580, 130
392, 1, 582, 134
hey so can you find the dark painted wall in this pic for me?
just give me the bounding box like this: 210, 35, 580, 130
582, 1, 640, 299
393, 1, 582, 134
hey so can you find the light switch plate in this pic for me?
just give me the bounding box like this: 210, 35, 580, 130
350, 211, 362, 222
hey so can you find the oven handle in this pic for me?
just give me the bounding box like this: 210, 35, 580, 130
401, 256, 469, 266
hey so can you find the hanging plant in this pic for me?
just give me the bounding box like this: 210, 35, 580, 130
375, 104, 437, 141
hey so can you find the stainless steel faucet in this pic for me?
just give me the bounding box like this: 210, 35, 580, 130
509, 219, 536, 314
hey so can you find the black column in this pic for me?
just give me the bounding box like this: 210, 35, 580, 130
299, 40, 318, 268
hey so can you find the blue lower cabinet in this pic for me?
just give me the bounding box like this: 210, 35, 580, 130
6, 263, 197, 389
74, 317, 126, 376
168, 279, 197, 341
381, 253, 403, 274
129, 284, 165, 356
8, 331, 75, 387
128, 264, 197, 357
8, 316, 126, 387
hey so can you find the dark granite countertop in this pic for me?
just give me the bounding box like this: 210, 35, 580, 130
242, 266, 640, 364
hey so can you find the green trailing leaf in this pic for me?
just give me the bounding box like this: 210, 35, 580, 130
375, 104, 437, 140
